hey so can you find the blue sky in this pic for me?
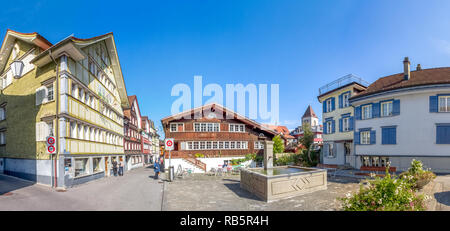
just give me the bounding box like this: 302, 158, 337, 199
2, 0, 450, 135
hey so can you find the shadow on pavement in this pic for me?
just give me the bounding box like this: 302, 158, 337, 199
223, 182, 263, 202
327, 176, 361, 184
0, 175, 36, 195
434, 191, 450, 206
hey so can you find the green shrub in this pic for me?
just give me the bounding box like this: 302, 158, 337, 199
230, 158, 247, 165
399, 159, 436, 189
194, 153, 205, 158
340, 167, 427, 211
300, 149, 319, 167
275, 153, 299, 166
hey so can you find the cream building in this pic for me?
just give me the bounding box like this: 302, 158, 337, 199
0, 30, 129, 187
317, 74, 368, 166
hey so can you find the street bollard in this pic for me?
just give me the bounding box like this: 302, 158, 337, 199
168, 166, 174, 182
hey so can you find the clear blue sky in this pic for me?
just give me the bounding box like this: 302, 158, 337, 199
2, 0, 450, 135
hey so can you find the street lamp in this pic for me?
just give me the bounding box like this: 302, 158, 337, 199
11, 60, 24, 79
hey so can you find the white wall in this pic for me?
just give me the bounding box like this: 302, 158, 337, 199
354, 88, 450, 157
165, 156, 250, 173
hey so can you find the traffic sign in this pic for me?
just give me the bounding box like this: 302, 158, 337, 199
165, 138, 174, 151
46, 136, 56, 154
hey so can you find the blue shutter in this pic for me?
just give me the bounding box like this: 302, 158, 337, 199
339, 118, 343, 132
323, 101, 327, 113
339, 94, 343, 108
370, 130, 376, 144
331, 120, 335, 133
355, 106, 361, 120
382, 127, 396, 144
331, 98, 336, 111
437, 125, 450, 144
349, 116, 354, 131
393, 100, 400, 115
372, 103, 380, 118
323, 122, 327, 134
430, 96, 438, 113
354, 131, 360, 145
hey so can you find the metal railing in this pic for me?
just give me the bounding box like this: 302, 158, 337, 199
319, 74, 369, 95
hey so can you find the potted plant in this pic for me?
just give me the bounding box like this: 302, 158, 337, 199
399, 159, 436, 189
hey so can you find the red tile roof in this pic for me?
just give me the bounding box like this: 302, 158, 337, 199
352, 67, 450, 100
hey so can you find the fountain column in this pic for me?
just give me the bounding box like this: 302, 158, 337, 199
263, 140, 274, 170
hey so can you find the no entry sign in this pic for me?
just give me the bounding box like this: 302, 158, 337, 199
165, 138, 174, 151
46, 136, 56, 154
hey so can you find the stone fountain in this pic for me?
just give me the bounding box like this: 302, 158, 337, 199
240, 140, 327, 202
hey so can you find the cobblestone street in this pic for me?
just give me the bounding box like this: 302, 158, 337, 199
0, 167, 163, 211
163, 174, 362, 211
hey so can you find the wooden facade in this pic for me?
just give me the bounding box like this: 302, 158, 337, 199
161, 104, 280, 158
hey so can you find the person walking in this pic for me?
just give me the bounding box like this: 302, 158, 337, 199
119, 160, 124, 176
154, 159, 160, 180
112, 160, 118, 177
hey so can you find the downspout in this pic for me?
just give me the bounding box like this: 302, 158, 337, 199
49, 50, 59, 188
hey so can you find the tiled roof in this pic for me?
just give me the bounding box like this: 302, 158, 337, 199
352, 67, 450, 100
302, 105, 317, 118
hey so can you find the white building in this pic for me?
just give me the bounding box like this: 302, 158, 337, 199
350, 57, 450, 173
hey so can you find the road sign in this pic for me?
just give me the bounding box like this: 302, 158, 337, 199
46, 136, 56, 154
165, 138, 174, 151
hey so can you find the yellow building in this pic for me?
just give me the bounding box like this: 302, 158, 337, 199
0, 30, 129, 188
317, 74, 367, 167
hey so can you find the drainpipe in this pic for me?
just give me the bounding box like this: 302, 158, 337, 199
49, 50, 59, 188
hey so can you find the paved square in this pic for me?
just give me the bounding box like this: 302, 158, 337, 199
162, 174, 362, 211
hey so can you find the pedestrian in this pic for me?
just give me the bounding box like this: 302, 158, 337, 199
154, 159, 160, 180
112, 160, 118, 177
119, 160, 124, 176
159, 156, 165, 173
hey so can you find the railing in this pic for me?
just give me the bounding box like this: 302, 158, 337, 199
183, 157, 207, 171
318, 74, 369, 95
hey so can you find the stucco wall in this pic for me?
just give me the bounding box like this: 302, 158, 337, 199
354, 88, 450, 157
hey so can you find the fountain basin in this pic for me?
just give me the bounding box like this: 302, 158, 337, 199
240, 166, 327, 202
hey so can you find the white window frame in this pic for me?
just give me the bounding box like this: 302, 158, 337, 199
362, 105, 372, 120
343, 117, 350, 132
360, 131, 371, 144
170, 123, 183, 132
327, 143, 335, 158
46, 83, 54, 102
343, 93, 350, 108
326, 99, 332, 112
439, 96, 450, 112
326, 121, 332, 134
381, 101, 393, 117
229, 124, 245, 133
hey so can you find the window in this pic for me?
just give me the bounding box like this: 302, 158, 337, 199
342, 93, 350, 107
170, 123, 183, 132
47, 84, 54, 101
361, 131, 370, 144
326, 99, 332, 112
74, 158, 89, 177
200, 141, 206, 150
344, 142, 351, 155
70, 122, 77, 138
224, 141, 229, 149
436, 124, 450, 144
382, 127, 397, 145
212, 142, 218, 149
362, 105, 372, 119
439, 96, 450, 112
194, 123, 220, 132
381, 101, 393, 117
229, 124, 245, 132
93, 158, 102, 173
0, 106, 5, 121
230, 141, 235, 149
342, 117, 350, 132
0, 131, 5, 145
327, 143, 334, 158
254, 141, 264, 149
206, 141, 212, 149
326, 121, 332, 134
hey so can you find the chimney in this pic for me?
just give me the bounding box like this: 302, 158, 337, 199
416, 64, 422, 71
403, 57, 410, 80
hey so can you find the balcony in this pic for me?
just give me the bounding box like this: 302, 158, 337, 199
318, 74, 369, 96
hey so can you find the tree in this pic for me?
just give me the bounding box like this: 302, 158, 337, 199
299, 124, 315, 164
272, 135, 285, 154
